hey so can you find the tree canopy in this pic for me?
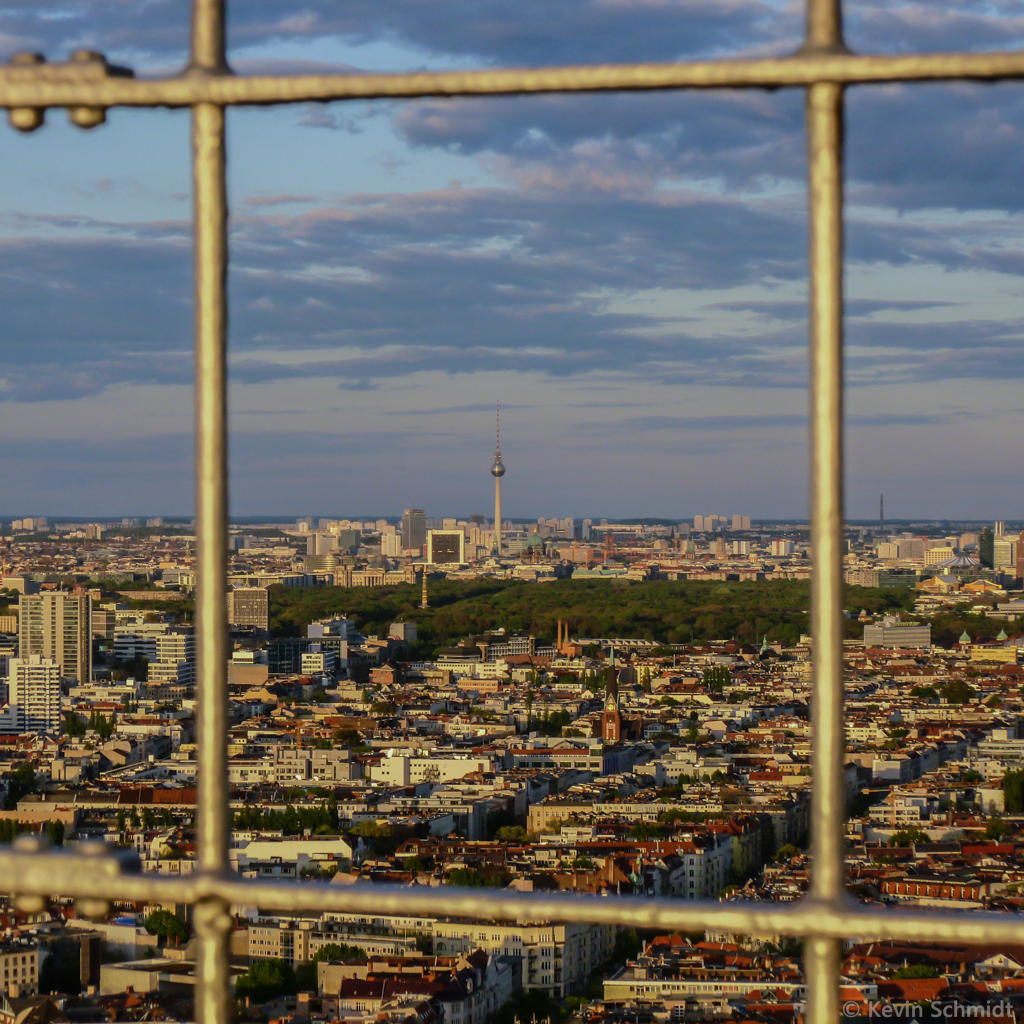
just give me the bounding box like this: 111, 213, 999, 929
268, 578, 913, 655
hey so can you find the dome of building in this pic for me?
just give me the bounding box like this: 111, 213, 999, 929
936, 553, 981, 569
998, 627, 1009, 641
959, 629, 971, 644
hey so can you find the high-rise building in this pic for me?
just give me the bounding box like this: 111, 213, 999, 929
149, 627, 196, 689
8, 654, 61, 734
401, 509, 427, 553
994, 538, 1018, 569
694, 515, 704, 531
427, 530, 466, 565
18, 592, 91, 683
996, 520, 1006, 539
1017, 531, 1024, 580
227, 588, 270, 632
306, 532, 338, 556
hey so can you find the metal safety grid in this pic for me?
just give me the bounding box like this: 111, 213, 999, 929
0, 0, 1019, 1021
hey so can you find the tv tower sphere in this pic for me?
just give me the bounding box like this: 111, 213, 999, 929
491, 456, 505, 478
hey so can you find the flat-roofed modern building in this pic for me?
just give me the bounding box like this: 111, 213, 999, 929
227, 587, 269, 632
18, 591, 91, 683
401, 508, 426, 554
863, 619, 931, 649
427, 529, 466, 565
7, 654, 61, 734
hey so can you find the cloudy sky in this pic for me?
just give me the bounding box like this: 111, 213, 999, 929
2, 1, 1024, 521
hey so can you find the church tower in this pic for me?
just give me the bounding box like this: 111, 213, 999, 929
601, 647, 622, 745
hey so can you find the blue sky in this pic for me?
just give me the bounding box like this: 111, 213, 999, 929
3, 1, 1024, 520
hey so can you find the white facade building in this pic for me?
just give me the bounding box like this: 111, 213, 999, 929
6, 654, 61, 734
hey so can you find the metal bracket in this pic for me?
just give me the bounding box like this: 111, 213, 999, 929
3, 50, 133, 131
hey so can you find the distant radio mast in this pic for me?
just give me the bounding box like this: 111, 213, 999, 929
879, 493, 884, 534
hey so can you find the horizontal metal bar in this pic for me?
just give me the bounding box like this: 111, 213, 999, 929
5, 850, 1024, 945
5, 49, 1024, 111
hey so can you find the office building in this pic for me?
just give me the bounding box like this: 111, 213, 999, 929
863, 618, 931, 649
401, 508, 427, 553
18, 592, 91, 683
925, 546, 956, 566
1017, 531, 1024, 580
427, 529, 466, 565
227, 587, 270, 632
148, 628, 196, 688
306, 532, 337, 557
8, 654, 62, 734
994, 538, 1018, 569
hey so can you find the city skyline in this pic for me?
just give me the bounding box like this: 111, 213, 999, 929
2, 4, 1024, 517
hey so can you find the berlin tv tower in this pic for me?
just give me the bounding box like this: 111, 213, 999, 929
491, 401, 505, 556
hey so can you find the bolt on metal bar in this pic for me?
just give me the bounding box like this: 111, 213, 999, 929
805, 76, 847, 1024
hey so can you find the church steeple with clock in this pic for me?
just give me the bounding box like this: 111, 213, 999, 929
601, 647, 622, 745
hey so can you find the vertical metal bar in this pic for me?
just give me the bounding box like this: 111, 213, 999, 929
191, 4, 231, 1024
193, 92, 232, 1024
805, 77, 845, 1024
192, 0, 228, 73
193, 100, 230, 865
805, 0, 844, 53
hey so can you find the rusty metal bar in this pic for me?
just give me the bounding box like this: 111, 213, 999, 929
805, 73, 847, 1024
7, 49, 1024, 113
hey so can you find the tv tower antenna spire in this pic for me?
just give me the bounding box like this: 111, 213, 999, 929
491, 400, 506, 556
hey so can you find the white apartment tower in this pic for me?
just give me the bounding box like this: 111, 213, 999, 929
8, 655, 62, 734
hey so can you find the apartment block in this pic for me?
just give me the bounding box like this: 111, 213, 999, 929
227, 587, 270, 632
0, 942, 38, 996
6, 654, 62, 734
18, 591, 91, 683
433, 920, 613, 998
